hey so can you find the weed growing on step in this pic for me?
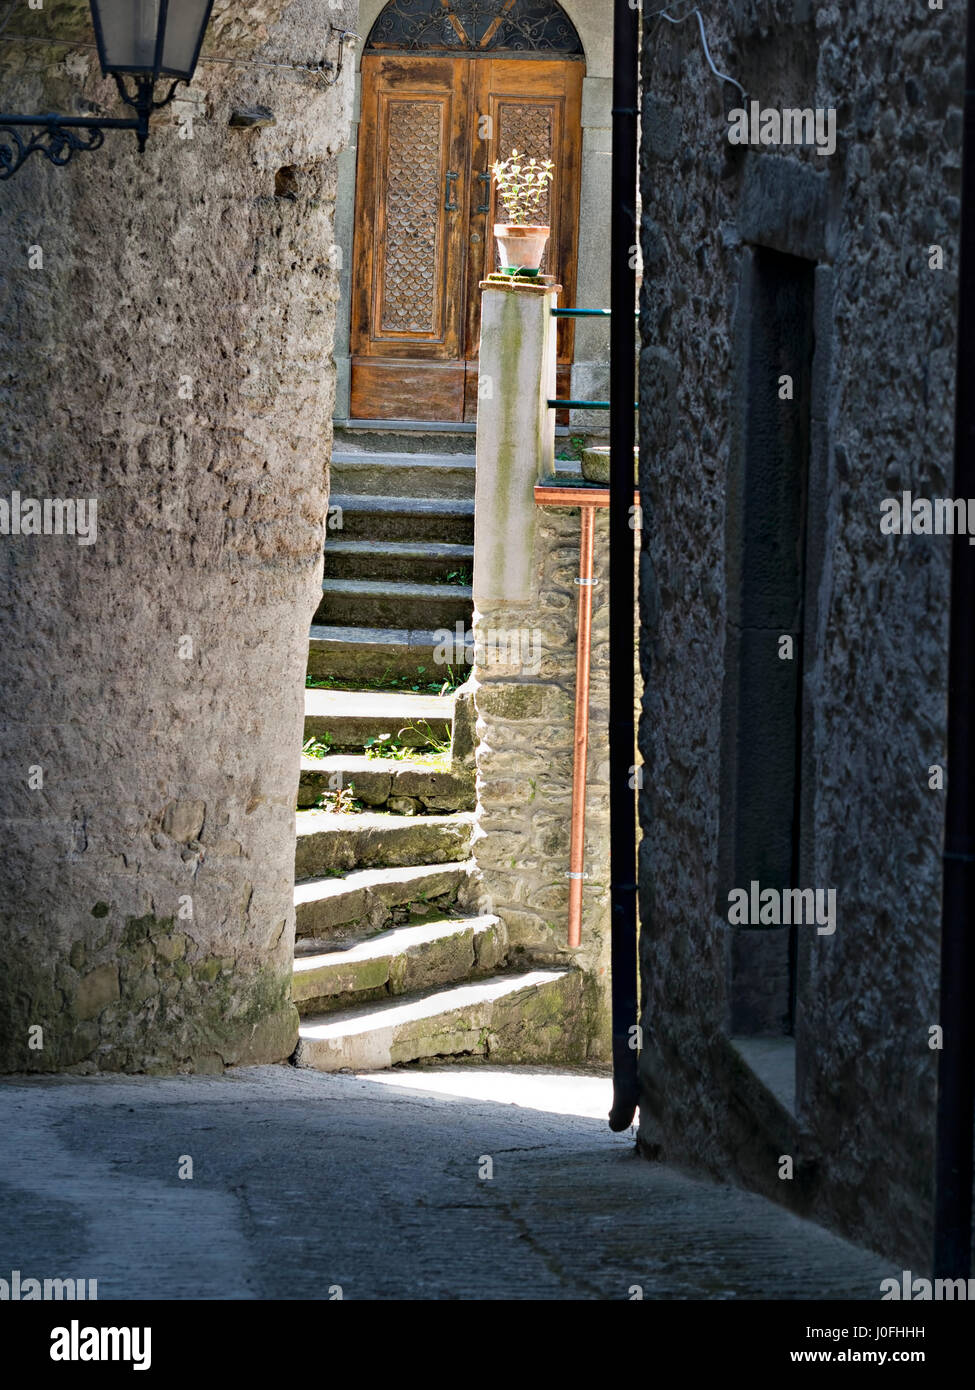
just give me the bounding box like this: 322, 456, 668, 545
556, 434, 588, 462
315, 784, 367, 815
306, 667, 465, 697
364, 722, 451, 765
302, 735, 333, 760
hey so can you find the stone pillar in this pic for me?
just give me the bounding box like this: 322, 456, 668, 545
0, 1, 354, 1074
471, 278, 611, 1060
473, 279, 559, 605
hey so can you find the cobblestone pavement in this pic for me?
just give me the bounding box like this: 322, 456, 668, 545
0, 1065, 894, 1300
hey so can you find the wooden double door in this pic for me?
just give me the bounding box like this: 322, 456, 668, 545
350, 53, 584, 422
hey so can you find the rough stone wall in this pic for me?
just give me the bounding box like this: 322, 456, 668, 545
0, 1, 355, 1072
637, 0, 961, 1265
471, 504, 613, 1059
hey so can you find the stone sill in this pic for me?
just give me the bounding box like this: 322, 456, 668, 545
730, 1035, 797, 1117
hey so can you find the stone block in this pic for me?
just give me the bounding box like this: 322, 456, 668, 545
477, 682, 574, 723
737, 153, 829, 262
74, 966, 120, 1022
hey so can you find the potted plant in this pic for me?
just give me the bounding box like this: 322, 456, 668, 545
492, 149, 555, 276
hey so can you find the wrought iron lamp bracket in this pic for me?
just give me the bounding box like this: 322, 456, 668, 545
0, 75, 183, 180
0, 120, 109, 181
112, 73, 184, 151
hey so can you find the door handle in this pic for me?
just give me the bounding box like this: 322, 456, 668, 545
445, 171, 459, 211
476, 172, 491, 215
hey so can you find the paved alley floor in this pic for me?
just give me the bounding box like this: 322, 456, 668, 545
0, 1065, 894, 1300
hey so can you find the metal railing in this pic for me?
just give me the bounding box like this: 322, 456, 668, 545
547, 306, 639, 411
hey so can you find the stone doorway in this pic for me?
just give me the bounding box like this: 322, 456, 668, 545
334, 0, 616, 429
350, 46, 584, 422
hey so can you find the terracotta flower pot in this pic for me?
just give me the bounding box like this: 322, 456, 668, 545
494, 224, 551, 273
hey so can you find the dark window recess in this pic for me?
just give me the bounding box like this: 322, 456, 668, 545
722, 246, 815, 1037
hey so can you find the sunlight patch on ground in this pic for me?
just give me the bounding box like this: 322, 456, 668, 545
357, 1066, 614, 1120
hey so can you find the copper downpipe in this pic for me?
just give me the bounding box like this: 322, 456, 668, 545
568, 506, 596, 948
534, 483, 639, 950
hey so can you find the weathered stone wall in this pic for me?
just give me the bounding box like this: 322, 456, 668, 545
469, 281, 614, 1059
471, 502, 613, 1059
0, 1, 355, 1072
637, 0, 961, 1265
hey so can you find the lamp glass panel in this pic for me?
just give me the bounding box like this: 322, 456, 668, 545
160, 0, 213, 78
92, 0, 162, 73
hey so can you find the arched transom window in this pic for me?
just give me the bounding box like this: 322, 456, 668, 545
365, 0, 585, 56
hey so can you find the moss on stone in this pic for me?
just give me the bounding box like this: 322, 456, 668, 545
155, 933, 187, 963
478, 682, 572, 722
581, 971, 611, 1064
74, 964, 120, 1021
193, 959, 222, 985
0, 910, 298, 1074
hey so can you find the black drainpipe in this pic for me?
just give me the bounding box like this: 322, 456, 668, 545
607, 0, 641, 1133
934, 0, 975, 1280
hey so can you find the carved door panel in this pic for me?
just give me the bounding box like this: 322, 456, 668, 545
350, 51, 583, 422
464, 58, 583, 421
351, 54, 471, 421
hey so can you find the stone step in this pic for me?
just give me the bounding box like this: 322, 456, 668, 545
294, 968, 584, 1071
323, 539, 474, 585
295, 809, 475, 878
332, 421, 579, 455
331, 452, 477, 500
298, 754, 474, 813
304, 687, 453, 752
329, 494, 475, 544
314, 577, 473, 631
294, 861, 473, 943
307, 625, 470, 685
292, 915, 507, 1015
333, 421, 478, 455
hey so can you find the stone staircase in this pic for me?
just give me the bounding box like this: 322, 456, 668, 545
291, 437, 584, 1073
292, 691, 583, 1071
310, 443, 477, 685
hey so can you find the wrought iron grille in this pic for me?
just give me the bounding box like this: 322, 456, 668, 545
365, 0, 584, 55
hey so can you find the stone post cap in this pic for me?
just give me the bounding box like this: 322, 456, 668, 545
479, 275, 563, 296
